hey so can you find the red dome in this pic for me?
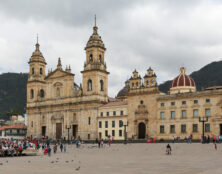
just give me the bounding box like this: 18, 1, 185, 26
171, 67, 195, 88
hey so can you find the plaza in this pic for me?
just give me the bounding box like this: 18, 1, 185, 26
0, 143, 222, 174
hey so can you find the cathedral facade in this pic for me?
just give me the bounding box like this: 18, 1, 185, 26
27, 22, 222, 141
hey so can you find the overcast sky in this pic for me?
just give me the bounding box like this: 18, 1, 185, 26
0, 0, 222, 97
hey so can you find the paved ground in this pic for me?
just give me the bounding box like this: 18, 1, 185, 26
1, 143, 222, 174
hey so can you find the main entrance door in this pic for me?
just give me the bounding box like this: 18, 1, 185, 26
138, 122, 146, 139
56, 123, 62, 139
42, 126, 46, 137
72, 125, 78, 138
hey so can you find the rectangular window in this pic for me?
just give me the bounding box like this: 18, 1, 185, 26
119, 120, 123, 127
181, 124, 186, 133
205, 123, 210, 132
206, 99, 210, 103
170, 125, 175, 133
99, 121, 102, 128
171, 111, 175, 119
105, 121, 108, 128
31, 121, 33, 127
105, 130, 108, 137
88, 117, 91, 125
107, 112, 109, 116
161, 103, 164, 107
160, 125, 164, 133
120, 110, 124, 115
171, 101, 175, 106
119, 130, 122, 137
193, 124, 198, 132
112, 121, 115, 128
205, 109, 211, 117
113, 111, 116, 116
182, 110, 186, 119
112, 130, 115, 136
160, 112, 165, 120
100, 112, 103, 117
182, 101, 186, 105
193, 109, 198, 118
88, 134, 90, 140
194, 100, 198, 104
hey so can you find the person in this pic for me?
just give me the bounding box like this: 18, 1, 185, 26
214, 143, 217, 150
60, 143, 63, 152
166, 144, 171, 155
75, 140, 79, 148
48, 145, 51, 157
172, 136, 175, 143
53, 144, 57, 154
64, 144, 66, 152
213, 135, 216, 144
101, 139, 104, 148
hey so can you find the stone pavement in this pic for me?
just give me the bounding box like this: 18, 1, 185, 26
0, 143, 222, 174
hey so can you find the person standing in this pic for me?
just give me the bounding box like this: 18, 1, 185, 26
48, 145, 51, 157
64, 144, 66, 152
60, 143, 63, 152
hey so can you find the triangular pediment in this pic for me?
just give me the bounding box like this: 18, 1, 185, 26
45, 69, 74, 80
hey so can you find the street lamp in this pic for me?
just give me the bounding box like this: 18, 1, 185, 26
123, 121, 128, 144
199, 117, 208, 143
66, 125, 71, 144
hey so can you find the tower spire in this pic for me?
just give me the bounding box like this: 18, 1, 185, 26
35, 34, 40, 51
94, 14, 96, 27
93, 15, 98, 34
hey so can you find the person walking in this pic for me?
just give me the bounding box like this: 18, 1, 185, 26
53, 144, 57, 154
60, 143, 63, 152
48, 145, 51, 157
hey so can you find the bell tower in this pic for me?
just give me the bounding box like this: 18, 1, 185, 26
27, 36, 47, 102
81, 16, 109, 98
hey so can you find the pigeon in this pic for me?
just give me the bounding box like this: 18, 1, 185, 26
0, 163, 3, 165
71, 160, 74, 162
5, 160, 8, 163
65, 161, 69, 163
76, 166, 80, 171
28, 161, 31, 163
51, 161, 54, 163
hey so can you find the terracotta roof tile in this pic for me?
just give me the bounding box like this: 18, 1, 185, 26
0, 124, 27, 131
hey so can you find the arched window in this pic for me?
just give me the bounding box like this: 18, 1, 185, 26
40, 89, 44, 98
132, 83, 134, 88
136, 82, 139, 88
30, 89, 34, 99
56, 87, 60, 97
40, 68, 43, 75
146, 81, 149, 87
100, 80, 104, 91
89, 54, 93, 62
32, 68, 34, 75
99, 55, 102, 63
151, 79, 154, 86
140, 100, 144, 105
87, 79, 92, 91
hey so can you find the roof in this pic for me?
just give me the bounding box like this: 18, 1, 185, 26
100, 99, 127, 108
117, 85, 130, 98
171, 67, 195, 88
0, 124, 27, 131
205, 86, 222, 90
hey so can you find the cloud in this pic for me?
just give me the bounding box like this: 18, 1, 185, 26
0, 0, 222, 96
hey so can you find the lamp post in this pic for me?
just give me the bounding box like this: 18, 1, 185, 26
66, 125, 71, 144
123, 121, 128, 144
199, 117, 208, 143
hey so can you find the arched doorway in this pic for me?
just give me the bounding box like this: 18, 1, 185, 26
138, 122, 146, 139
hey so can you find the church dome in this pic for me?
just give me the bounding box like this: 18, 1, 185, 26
117, 80, 130, 98
170, 67, 196, 94
85, 19, 106, 50
29, 42, 46, 65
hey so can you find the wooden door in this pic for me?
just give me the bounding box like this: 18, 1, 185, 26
56, 123, 62, 139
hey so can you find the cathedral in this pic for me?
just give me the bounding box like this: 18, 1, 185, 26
27, 20, 222, 141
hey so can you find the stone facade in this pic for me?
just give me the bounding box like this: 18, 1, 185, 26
27, 21, 222, 141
